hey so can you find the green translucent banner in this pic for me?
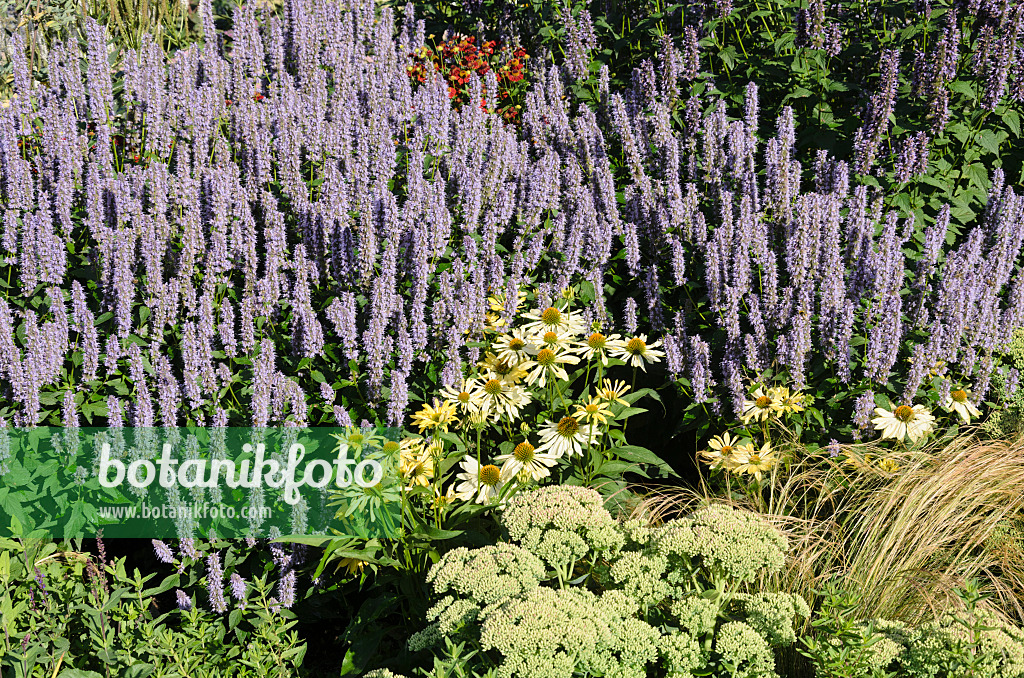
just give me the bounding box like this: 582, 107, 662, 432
0, 427, 404, 539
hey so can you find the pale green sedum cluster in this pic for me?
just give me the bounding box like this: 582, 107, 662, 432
402, 486, 807, 678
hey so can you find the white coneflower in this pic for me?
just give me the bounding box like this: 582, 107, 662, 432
491, 329, 537, 364
534, 416, 600, 458
454, 456, 505, 504
942, 388, 982, 423
439, 378, 484, 415
523, 347, 579, 388
520, 305, 586, 337
739, 387, 784, 424
607, 334, 665, 371
871, 404, 936, 443
576, 332, 621, 366
495, 441, 559, 482
473, 377, 526, 420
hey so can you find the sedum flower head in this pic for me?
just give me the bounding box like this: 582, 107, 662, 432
479, 586, 659, 678
609, 551, 671, 608
671, 596, 719, 637
426, 543, 546, 609
501, 485, 624, 569
652, 504, 788, 585
904, 608, 1024, 677
714, 621, 777, 677
661, 630, 703, 677
734, 592, 809, 646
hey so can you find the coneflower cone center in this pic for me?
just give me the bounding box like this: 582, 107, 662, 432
557, 416, 579, 436
755, 396, 772, 408
484, 379, 503, 396
513, 442, 535, 462
536, 348, 556, 366
626, 338, 646, 354
543, 331, 559, 344
895, 405, 915, 422
588, 333, 606, 349
721, 445, 732, 455
585, 403, 599, 413
749, 454, 761, 464
509, 338, 525, 350
951, 389, 968, 403
383, 441, 400, 454
541, 307, 561, 325
479, 465, 501, 486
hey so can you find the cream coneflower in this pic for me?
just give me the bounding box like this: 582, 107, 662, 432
454, 456, 505, 504
607, 334, 665, 371
698, 432, 742, 471
533, 328, 576, 352
739, 387, 784, 424
572, 396, 614, 426
520, 305, 585, 336
730, 442, 777, 482
524, 347, 580, 388
495, 441, 559, 482
440, 378, 484, 415
410, 398, 460, 433
535, 415, 600, 458
478, 352, 533, 385
576, 331, 622, 366
596, 378, 630, 407
492, 329, 537, 364
473, 377, 523, 420
942, 388, 982, 423
871, 403, 936, 443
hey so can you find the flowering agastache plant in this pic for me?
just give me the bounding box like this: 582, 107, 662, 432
406, 33, 529, 124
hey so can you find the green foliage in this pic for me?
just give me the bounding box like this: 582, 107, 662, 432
801, 579, 1024, 678
0, 537, 306, 678
983, 328, 1024, 438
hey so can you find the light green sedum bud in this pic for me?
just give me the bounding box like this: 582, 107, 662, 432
714, 621, 778, 678
501, 485, 624, 569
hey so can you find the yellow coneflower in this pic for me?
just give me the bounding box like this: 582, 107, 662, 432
572, 396, 614, 426
699, 432, 743, 471
410, 398, 459, 434
597, 378, 630, 406
730, 442, 777, 482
